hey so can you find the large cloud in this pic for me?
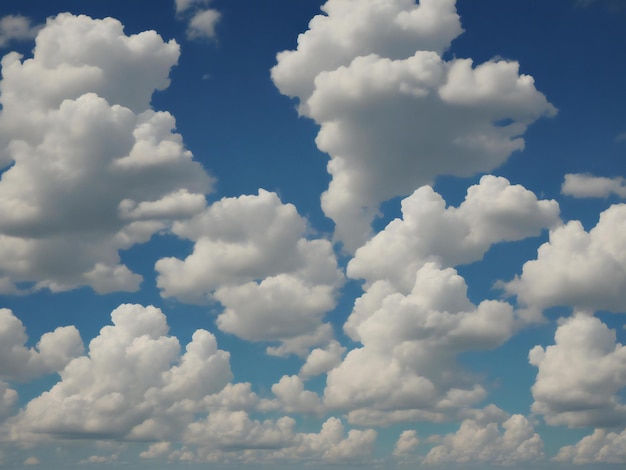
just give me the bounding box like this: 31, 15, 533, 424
272, 0, 555, 251
529, 312, 626, 428
324, 262, 515, 426
348, 175, 559, 292
0, 14, 213, 294
13, 304, 233, 441
504, 204, 626, 312
156, 190, 344, 356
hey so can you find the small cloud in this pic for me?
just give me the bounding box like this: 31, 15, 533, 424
186, 9, 221, 40
0, 14, 40, 47
561, 173, 626, 198
23, 457, 40, 465
615, 131, 626, 142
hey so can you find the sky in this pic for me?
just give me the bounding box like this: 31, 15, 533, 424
0, 0, 625, 468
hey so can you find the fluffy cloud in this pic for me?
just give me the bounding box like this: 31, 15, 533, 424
0, 308, 83, 382
505, 204, 626, 312
14, 304, 232, 441
423, 409, 543, 465
0, 382, 17, 421
0, 14, 213, 294
324, 262, 515, 425
348, 175, 559, 292
272, 0, 555, 251
555, 428, 626, 464
529, 313, 626, 428
175, 0, 211, 13
0, 15, 39, 47
562, 173, 626, 198
156, 190, 343, 355
393, 429, 420, 457
299, 340, 346, 379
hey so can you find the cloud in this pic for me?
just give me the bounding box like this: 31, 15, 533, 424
529, 312, 626, 428
0, 14, 214, 294
423, 409, 544, 465
272, 0, 555, 251
0, 308, 83, 382
348, 175, 559, 293
0, 15, 39, 48
299, 340, 346, 379
562, 173, 626, 198
175, 0, 211, 14
555, 428, 626, 464
156, 190, 343, 356
324, 262, 515, 426
0, 382, 17, 422
393, 430, 420, 457
13, 304, 233, 441
504, 204, 626, 312
186, 9, 221, 40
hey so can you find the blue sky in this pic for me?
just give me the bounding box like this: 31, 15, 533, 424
0, 0, 625, 468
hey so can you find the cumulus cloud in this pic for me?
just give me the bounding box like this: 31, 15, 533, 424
555, 428, 626, 464
14, 304, 232, 441
529, 313, 626, 428
393, 430, 420, 457
324, 262, 515, 426
0, 15, 39, 47
562, 173, 626, 198
504, 204, 626, 312
272, 0, 555, 251
156, 190, 343, 355
0, 14, 213, 294
423, 409, 544, 465
299, 340, 346, 379
0, 308, 83, 382
348, 175, 559, 292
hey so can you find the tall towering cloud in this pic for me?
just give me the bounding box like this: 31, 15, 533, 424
156, 190, 344, 356
272, 0, 555, 251
0, 14, 213, 294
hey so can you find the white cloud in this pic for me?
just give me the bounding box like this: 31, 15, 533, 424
324, 262, 515, 426
23, 456, 40, 465
348, 175, 559, 293
0, 308, 83, 382
272, 0, 555, 251
271, 375, 323, 414
0, 14, 213, 294
0, 15, 39, 48
529, 312, 626, 428
393, 429, 420, 457
562, 173, 626, 198
423, 410, 543, 465
14, 304, 233, 441
187, 9, 221, 40
504, 204, 626, 312
555, 428, 626, 464
0, 382, 17, 421
156, 190, 343, 355
299, 340, 346, 379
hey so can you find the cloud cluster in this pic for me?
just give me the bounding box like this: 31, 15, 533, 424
529, 313, 626, 428
272, 0, 556, 251
324, 262, 514, 426
555, 428, 626, 464
505, 204, 626, 312
156, 190, 344, 356
562, 173, 626, 199
14, 304, 232, 441
0, 14, 213, 294
423, 407, 544, 465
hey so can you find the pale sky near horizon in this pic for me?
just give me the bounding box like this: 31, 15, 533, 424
0, 0, 625, 468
